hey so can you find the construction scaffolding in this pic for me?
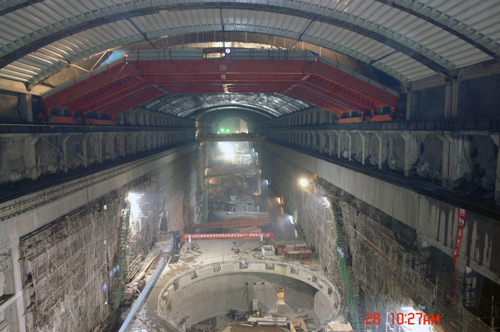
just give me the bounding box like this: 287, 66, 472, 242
301, 180, 499, 332
20, 198, 122, 332
321, 186, 498, 332
337, 200, 499, 332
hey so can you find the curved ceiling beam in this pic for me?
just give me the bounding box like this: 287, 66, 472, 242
186, 105, 275, 120
374, 0, 499, 61
197, 109, 270, 126
0, 0, 42, 17
0, 2, 451, 78
26, 32, 406, 88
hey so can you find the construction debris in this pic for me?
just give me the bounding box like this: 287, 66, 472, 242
327, 321, 352, 331
290, 318, 309, 332
248, 314, 288, 327
262, 245, 275, 256
283, 250, 313, 265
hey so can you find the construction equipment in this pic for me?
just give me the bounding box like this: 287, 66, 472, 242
229, 309, 247, 321
283, 250, 313, 265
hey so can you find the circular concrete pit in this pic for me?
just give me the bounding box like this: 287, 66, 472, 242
158, 260, 341, 329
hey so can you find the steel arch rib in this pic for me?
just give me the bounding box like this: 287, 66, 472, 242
0, 2, 452, 79
373, 0, 499, 61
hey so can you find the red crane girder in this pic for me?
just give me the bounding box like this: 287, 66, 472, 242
41, 58, 399, 125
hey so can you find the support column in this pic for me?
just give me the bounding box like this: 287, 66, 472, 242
373, 132, 384, 170
491, 135, 500, 205
343, 131, 352, 161
406, 84, 413, 121
96, 133, 104, 164
145, 133, 151, 151
19, 94, 34, 123
108, 132, 118, 160
400, 131, 413, 177
328, 130, 335, 156
357, 132, 366, 165
319, 131, 326, 154
334, 131, 341, 158
454, 134, 470, 184
437, 133, 457, 187
153, 132, 158, 149
445, 79, 459, 119
116, 133, 126, 157
27, 135, 40, 180
127, 133, 138, 154
62, 134, 79, 172
82, 134, 90, 168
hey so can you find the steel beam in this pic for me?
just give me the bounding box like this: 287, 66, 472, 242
0, 2, 453, 81
41, 59, 398, 125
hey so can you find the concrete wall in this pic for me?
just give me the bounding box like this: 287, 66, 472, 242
0, 128, 196, 186
260, 141, 500, 330
0, 142, 204, 332
261, 141, 500, 285
159, 260, 340, 328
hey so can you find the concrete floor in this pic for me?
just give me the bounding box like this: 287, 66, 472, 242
128, 238, 327, 332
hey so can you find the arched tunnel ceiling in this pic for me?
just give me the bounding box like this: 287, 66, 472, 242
0, 0, 499, 87
141, 93, 314, 119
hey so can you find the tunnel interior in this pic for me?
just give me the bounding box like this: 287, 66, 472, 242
0, 3, 500, 332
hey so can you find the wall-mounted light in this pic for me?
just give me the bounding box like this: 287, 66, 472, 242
299, 178, 308, 187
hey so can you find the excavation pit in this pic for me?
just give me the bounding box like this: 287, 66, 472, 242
158, 259, 341, 330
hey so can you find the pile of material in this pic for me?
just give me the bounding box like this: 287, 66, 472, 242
248, 314, 288, 326
275, 243, 312, 264
327, 321, 352, 331
290, 318, 309, 332
262, 245, 275, 256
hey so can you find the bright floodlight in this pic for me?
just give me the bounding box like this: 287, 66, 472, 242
219, 142, 234, 159
299, 178, 309, 187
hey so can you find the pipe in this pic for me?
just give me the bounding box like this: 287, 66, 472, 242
132, 255, 156, 282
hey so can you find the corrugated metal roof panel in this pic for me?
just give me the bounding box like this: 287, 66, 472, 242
0, 0, 498, 85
